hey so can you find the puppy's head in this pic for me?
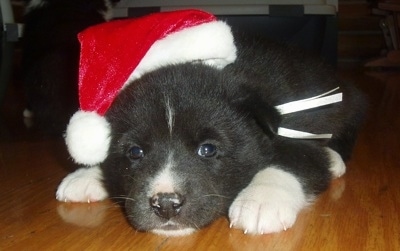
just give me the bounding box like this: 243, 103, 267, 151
102, 63, 280, 236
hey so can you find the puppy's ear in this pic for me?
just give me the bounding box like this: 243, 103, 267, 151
236, 91, 282, 138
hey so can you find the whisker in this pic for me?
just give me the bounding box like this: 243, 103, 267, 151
109, 196, 136, 203
122, 174, 139, 183
190, 193, 233, 204
199, 194, 231, 199
183, 217, 201, 230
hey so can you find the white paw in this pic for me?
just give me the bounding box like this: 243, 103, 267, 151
229, 167, 307, 235
325, 148, 346, 178
23, 108, 34, 118
56, 166, 108, 203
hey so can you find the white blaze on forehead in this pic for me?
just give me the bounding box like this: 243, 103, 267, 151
149, 152, 176, 195
165, 97, 175, 135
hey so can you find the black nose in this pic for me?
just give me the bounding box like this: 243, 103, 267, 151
150, 192, 185, 219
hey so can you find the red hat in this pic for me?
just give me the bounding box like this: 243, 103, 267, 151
65, 9, 237, 165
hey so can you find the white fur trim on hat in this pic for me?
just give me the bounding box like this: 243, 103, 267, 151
124, 20, 237, 85
65, 111, 111, 165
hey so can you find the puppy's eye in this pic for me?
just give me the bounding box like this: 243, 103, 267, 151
197, 143, 217, 157
128, 146, 144, 160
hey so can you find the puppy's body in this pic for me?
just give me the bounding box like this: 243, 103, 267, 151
57, 38, 365, 236
21, 0, 113, 133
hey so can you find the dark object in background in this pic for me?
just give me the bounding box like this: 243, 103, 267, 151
112, 1, 338, 66
21, 0, 116, 134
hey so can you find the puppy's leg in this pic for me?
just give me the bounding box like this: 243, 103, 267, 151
229, 148, 346, 235
56, 166, 108, 203
229, 167, 308, 235
325, 147, 346, 178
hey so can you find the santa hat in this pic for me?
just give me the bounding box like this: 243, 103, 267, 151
65, 9, 237, 165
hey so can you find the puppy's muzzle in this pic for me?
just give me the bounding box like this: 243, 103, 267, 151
150, 192, 185, 219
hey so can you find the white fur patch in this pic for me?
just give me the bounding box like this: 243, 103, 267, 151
148, 153, 176, 196
325, 147, 346, 178
165, 98, 175, 135
229, 167, 307, 235
56, 166, 108, 203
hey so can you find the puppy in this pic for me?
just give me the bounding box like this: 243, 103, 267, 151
56, 37, 366, 236
21, 0, 114, 133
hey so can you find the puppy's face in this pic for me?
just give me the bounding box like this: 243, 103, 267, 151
102, 64, 278, 236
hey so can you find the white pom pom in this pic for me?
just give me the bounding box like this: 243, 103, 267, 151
65, 111, 111, 165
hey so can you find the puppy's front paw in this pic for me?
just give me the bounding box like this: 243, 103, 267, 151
229, 168, 307, 235
56, 166, 108, 203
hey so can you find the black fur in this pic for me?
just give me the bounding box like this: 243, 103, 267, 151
21, 0, 114, 134
101, 38, 366, 233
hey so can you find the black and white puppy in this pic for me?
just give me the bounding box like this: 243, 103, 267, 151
21, 0, 114, 133
56, 37, 366, 236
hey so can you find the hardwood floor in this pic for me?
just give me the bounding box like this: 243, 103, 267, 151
0, 68, 399, 250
